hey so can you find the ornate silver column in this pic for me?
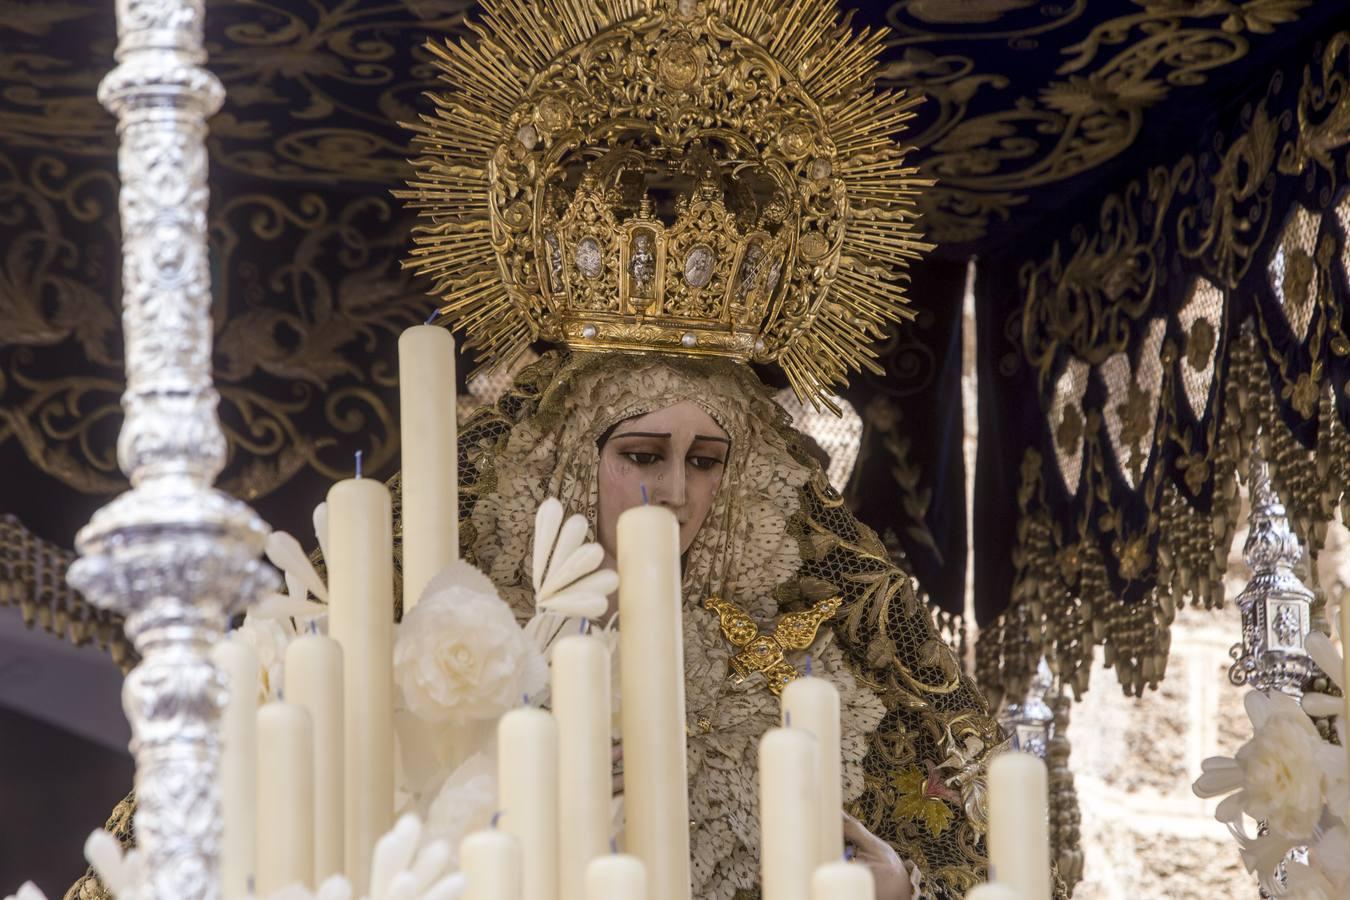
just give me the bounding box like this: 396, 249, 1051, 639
1228, 444, 1314, 694
1225, 442, 1316, 897
67, 2, 274, 898
997, 656, 1055, 756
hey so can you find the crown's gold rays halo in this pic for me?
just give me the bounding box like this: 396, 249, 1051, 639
396, 0, 933, 409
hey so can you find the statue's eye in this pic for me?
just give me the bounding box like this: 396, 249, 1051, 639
688, 455, 725, 471
622, 451, 661, 466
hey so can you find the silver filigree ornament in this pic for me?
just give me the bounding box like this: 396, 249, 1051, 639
66, 2, 277, 898
576, 236, 603, 279
737, 242, 766, 299
683, 245, 715, 288
630, 233, 656, 293
545, 231, 563, 293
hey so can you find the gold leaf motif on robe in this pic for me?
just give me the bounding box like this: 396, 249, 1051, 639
891, 766, 957, 838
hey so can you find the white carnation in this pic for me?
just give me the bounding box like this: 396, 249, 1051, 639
395, 561, 546, 723
1196, 690, 1338, 843
1238, 700, 1332, 839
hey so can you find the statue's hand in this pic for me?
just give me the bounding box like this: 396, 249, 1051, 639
842, 811, 914, 900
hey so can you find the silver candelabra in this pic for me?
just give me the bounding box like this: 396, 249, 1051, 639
66, 1, 275, 898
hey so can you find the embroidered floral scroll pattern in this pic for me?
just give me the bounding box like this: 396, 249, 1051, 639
978, 33, 1350, 707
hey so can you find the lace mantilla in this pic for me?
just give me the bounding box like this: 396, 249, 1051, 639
460, 352, 1000, 899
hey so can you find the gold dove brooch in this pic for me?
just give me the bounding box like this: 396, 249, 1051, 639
703, 594, 843, 695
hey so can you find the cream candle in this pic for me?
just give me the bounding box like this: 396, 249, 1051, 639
781, 673, 843, 866
398, 324, 458, 612
213, 637, 258, 899
617, 505, 692, 900
759, 727, 819, 900
585, 854, 645, 900
285, 633, 345, 881
810, 861, 874, 900
255, 700, 316, 895
461, 828, 523, 900
326, 475, 395, 890
552, 633, 612, 900
987, 752, 1051, 900
497, 707, 559, 900
1340, 601, 1350, 809
966, 884, 1023, 900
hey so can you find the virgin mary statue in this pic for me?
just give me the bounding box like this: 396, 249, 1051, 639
71, 1, 1006, 899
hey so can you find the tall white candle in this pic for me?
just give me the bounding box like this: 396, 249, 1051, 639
497, 707, 559, 900
213, 637, 258, 899
987, 752, 1051, 900
781, 674, 842, 866
552, 633, 613, 900
1339, 601, 1350, 804
966, 884, 1023, 900
461, 828, 523, 900
285, 633, 345, 881
810, 861, 874, 900
585, 854, 646, 900
255, 701, 316, 895
758, 727, 819, 900
326, 476, 395, 891
398, 324, 458, 612
617, 505, 692, 900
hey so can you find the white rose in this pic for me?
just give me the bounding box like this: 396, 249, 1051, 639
422, 752, 497, 866
395, 561, 547, 723
1236, 695, 1328, 840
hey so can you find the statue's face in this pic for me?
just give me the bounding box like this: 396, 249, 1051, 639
597, 400, 730, 560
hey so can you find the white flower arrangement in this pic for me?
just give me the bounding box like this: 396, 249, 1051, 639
1, 814, 464, 900
1193, 627, 1350, 897
3, 498, 615, 900
234, 504, 333, 700
391, 497, 616, 855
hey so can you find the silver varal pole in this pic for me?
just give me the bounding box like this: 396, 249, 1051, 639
1228, 442, 1314, 694
68, 1, 275, 898
1227, 440, 1314, 897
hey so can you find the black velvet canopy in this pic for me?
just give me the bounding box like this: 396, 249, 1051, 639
4, 0, 1349, 702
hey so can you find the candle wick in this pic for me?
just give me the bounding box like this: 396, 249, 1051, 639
355, 449, 364, 479
609, 837, 618, 854
425, 308, 441, 325
844, 846, 856, 862
522, 692, 530, 706
309, 620, 318, 635
640, 483, 649, 505
247, 876, 255, 894
276, 688, 284, 702
580, 618, 590, 634
491, 811, 504, 829
805, 655, 813, 677
784, 711, 791, 727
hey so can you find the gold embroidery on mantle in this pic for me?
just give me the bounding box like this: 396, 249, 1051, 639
704, 594, 843, 695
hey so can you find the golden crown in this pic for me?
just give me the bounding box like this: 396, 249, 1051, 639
398, 0, 932, 408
